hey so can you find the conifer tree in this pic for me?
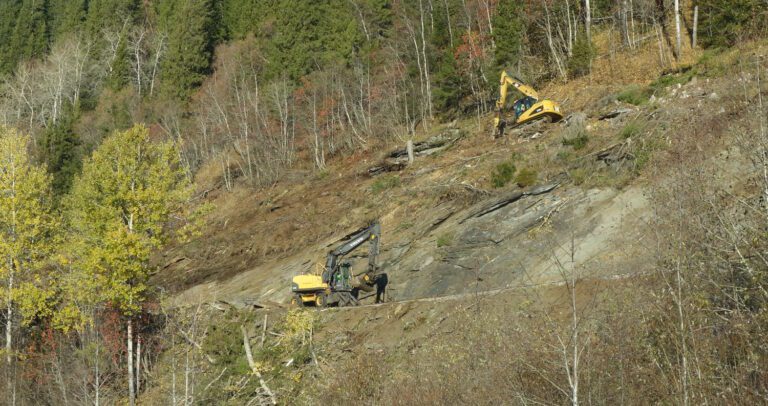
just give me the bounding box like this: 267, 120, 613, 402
0, 2, 22, 74
107, 35, 132, 91
492, 0, 525, 74
41, 104, 82, 195
9, 0, 50, 65
85, 0, 139, 39
160, 0, 215, 100
48, 0, 87, 40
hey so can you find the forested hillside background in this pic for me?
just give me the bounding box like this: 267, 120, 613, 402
1, 1, 768, 405
1, 0, 764, 195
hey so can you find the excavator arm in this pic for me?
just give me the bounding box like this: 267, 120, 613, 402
493, 71, 541, 137
322, 221, 381, 286
496, 71, 540, 109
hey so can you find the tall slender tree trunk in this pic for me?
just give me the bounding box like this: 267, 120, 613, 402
136, 335, 141, 395
442, 0, 454, 48
127, 319, 135, 406
692, 5, 698, 48
5, 261, 14, 406
674, 0, 682, 60
585, 0, 591, 42
419, 0, 433, 120
4, 263, 12, 366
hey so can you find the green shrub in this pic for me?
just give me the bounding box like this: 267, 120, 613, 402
436, 232, 454, 247
371, 175, 401, 194
515, 168, 538, 187
562, 132, 589, 150
491, 162, 517, 188
568, 32, 596, 78
569, 167, 588, 185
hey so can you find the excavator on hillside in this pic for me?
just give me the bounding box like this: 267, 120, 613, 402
290, 221, 387, 307
493, 71, 564, 138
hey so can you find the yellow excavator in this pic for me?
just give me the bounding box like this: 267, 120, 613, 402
290, 221, 387, 307
493, 71, 563, 138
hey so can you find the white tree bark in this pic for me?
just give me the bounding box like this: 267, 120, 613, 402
692, 6, 699, 48
585, 0, 591, 42
127, 319, 135, 406
674, 0, 682, 60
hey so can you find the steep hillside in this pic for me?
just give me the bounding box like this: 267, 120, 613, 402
156, 41, 724, 307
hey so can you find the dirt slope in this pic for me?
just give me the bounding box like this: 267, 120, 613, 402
154, 40, 755, 313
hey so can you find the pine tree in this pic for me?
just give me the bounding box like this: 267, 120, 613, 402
0, 2, 22, 74
9, 0, 49, 65
699, 0, 767, 47
85, 0, 139, 39
41, 104, 82, 195
492, 0, 525, 73
431, 0, 465, 115
48, 0, 87, 40
568, 31, 595, 78
107, 34, 132, 91
160, 0, 215, 100
0, 126, 57, 371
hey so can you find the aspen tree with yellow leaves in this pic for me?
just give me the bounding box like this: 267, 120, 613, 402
65, 124, 193, 406
0, 126, 57, 405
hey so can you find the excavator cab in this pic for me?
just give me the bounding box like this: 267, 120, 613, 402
513, 96, 538, 121
332, 262, 353, 291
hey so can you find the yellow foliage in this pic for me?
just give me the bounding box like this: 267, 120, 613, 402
284, 308, 316, 340
0, 126, 57, 327
61, 124, 194, 322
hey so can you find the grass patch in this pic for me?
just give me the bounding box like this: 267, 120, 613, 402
562, 132, 590, 150
617, 85, 652, 106
649, 67, 695, 92
515, 168, 538, 187
371, 175, 401, 194
556, 150, 573, 162
491, 162, 517, 188
569, 167, 588, 185
436, 232, 454, 247
619, 120, 645, 139
696, 48, 729, 77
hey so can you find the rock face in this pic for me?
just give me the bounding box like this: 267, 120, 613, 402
378, 182, 651, 302
171, 179, 653, 307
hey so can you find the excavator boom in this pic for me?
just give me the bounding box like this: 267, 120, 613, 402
323, 221, 380, 279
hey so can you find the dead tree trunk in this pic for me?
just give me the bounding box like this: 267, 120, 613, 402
241, 325, 277, 405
